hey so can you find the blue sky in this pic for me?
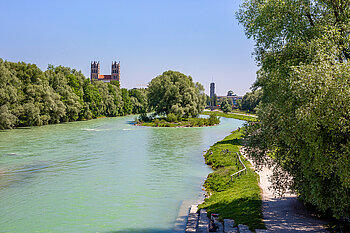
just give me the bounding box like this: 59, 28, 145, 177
0, 0, 257, 96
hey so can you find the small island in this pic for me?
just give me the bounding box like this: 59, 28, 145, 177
135, 70, 220, 127
135, 113, 220, 127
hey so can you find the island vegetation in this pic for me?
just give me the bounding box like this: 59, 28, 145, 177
136, 113, 220, 127
238, 0, 350, 219
136, 70, 220, 127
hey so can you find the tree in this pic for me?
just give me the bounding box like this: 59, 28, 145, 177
239, 89, 262, 113
206, 95, 211, 107
121, 88, 132, 115
220, 98, 232, 113
211, 94, 217, 107
129, 88, 148, 114
0, 59, 151, 129
0, 105, 17, 129
83, 80, 101, 118
238, 0, 350, 218
147, 71, 206, 118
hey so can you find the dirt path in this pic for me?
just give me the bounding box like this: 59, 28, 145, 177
240, 148, 329, 232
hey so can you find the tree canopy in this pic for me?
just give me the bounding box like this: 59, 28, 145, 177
239, 89, 262, 113
0, 59, 148, 129
238, 0, 350, 218
147, 70, 206, 118
220, 98, 232, 113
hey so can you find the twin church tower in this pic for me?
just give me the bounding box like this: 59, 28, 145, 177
90, 61, 120, 83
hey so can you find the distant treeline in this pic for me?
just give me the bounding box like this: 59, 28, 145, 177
0, 59, 148, 129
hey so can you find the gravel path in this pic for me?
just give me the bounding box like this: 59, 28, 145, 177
240, 148, 329, 232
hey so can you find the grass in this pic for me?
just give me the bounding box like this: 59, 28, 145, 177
198, 129, 265, 231
201, 111, 258, 122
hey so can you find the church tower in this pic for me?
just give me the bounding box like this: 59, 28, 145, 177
91, 61, 100, 81
111, 61, 120, 82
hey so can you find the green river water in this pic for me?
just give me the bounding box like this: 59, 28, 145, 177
0, 116, 243, 233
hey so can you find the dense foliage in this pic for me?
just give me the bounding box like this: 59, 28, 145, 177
237, 0, 350, 218
220, 97, 232, 113
147, 70, 206, 118
238, 89, 262, 113
0, 59, 148, 129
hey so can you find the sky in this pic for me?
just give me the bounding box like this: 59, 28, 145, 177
0, 0, 258, 96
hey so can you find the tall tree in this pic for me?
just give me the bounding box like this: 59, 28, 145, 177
238, 0, 350, 218
147, 71, 206, 118
239, 89, 262, 112
121, 88, 132, 116
129, 88, 148, 114
220, 97, 232, 113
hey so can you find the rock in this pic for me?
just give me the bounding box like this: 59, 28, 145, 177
190, 205, 198, 214
185, 206, 199, 233
238, 224, 252, 233
197, 209, 210, 233
224, 219, 236, 233
255, 229, 269, 233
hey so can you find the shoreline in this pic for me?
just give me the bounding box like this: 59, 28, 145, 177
197, 128, 264, 230
135, 123, 218, 128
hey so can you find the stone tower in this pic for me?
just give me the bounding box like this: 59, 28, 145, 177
111, 61, 120, 82
91, 61, 100, 80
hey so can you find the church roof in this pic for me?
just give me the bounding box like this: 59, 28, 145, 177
98, 74, 112, 80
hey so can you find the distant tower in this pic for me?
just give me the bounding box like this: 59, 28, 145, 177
111, 61, 121, 82
91, 61, 100, 81
210, 82, 216, 107
210, 82, 215, 99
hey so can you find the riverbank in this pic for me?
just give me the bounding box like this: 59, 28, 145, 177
201, 111, 258, 122
198, 129, 265, 231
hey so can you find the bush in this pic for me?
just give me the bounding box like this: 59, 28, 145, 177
208, 113, 220, 125
138, 112, 151, 122
166, 113, 178, 122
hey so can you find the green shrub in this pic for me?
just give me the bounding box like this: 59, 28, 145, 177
166, 113, 178, 122
208, 113, 220, 125
138, 112, 151, 122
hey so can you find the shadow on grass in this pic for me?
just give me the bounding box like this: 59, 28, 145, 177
214, 138, 242, 147
203, 197, 265, 230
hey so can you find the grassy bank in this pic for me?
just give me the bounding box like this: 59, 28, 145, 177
198, 129, 265, 231
201, 111, 258, 122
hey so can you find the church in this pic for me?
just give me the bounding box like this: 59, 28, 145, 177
90, 61, 120, 83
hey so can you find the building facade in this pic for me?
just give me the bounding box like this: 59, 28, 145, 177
90, 61, 120, 83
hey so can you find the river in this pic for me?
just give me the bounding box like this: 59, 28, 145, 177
0, 116, 243, 232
